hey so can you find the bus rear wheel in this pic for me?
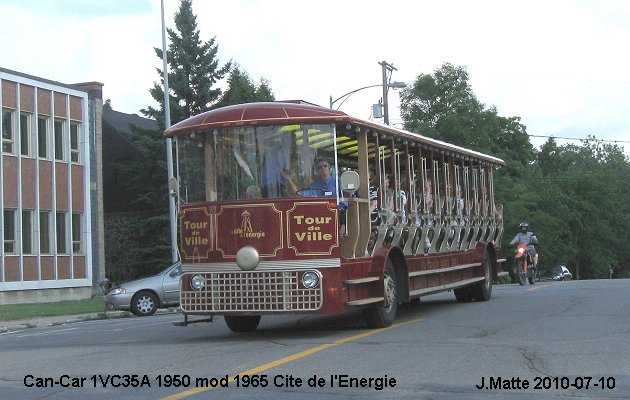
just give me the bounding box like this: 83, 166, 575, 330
363, 259, 398, 328
224, 315, 261, 332
472, 250, 493, 301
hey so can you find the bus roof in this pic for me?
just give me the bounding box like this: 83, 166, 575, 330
164, 101, 505, 166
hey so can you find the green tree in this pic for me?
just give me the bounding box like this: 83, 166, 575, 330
400, 63, 537, 266
535, 137, 629, 278
216, 65, 275, 107
143, 0, 231, 128
400, 63, 481, 145
400, 62, 630, 280
111, 0, 277, 277
108, 123, 173, 277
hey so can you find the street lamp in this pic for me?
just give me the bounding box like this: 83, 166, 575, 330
329, 81, 407, 114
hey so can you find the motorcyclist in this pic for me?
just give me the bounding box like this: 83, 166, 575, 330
509, 222, 538, 268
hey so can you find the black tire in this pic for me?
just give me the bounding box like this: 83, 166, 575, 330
454, 286, 474, 302
515, 259, 526, 286
363, 259, 398, 328
528, 274, 535, 285
224, 315, 261, 332
472, 250, 493, 301
130, 291, 158, 316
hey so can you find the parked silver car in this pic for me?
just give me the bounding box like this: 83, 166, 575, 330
105, 262, 181, 316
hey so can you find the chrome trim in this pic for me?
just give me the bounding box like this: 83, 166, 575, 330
181, 258, 341, 272
180, 269, 323, 313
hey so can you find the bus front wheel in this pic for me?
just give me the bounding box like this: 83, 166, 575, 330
363, 259, 398, 328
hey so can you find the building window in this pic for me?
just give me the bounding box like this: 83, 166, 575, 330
70, 122, 80, 163
40, 211, 51, 254
38, 116, 50, 159
22, 210, 33, 254
72, 213, 82, 254
54, 119, 65, 161
4, 210, 16, 253
56, 212, 67, 254
2, 108, 14, 154
20, 113, 32, 157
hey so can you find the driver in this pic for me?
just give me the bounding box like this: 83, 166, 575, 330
285, 159, 349, 233
282, 159, 341, 197
308, 160, 339, 195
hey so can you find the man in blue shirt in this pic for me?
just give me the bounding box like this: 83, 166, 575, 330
308, 160, 341, 195
284, 159, 343, 198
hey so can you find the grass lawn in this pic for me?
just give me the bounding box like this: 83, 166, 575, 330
0, 298, 108, 322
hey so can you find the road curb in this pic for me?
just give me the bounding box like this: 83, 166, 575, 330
0, 309, 181, 334
0, 311, 129, 333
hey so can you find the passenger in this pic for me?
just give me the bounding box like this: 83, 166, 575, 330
245, 185, 261, 199
369, 170, 379, 226
383, 174, 407, 225
262, 145, 296, 197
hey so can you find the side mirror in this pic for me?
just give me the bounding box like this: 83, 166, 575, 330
340, 170, 360, 191
169, 177, 178, 199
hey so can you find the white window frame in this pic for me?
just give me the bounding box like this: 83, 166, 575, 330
70, 121, 81, 163
72, 213, 82, 254
22, 210, 34, 254
3, 209, 16, 254
20, 112, 33, 157
54, 118, 66, 161
40, 210, 51, 254
2, 108, 15, 154
56, 212, 67, 254
37, 115, 50, 159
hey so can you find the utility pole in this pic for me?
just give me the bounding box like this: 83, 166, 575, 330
379, 61, 397, 125
161, 0, 178, 263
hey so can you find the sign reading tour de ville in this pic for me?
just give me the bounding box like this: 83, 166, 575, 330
179, 206, 213, 261
287, 201, 338, 256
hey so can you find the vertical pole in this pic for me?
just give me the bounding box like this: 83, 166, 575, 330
381, 61, 389, 125
161, 0, 178, 263
379, 61, 398, 125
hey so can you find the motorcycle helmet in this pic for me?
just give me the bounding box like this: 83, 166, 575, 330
519, 222, 529, 232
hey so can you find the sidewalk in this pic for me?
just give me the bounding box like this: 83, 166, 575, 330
0, 311, 128, 334
0, 309, 182, 333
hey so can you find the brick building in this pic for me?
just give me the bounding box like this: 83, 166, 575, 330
1, 67, 105, 304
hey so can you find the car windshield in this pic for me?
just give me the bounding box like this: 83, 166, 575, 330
540, 265, 563, 276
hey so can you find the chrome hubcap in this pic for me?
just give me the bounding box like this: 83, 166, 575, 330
138, 297, 154, 313
383, 274, 396, 312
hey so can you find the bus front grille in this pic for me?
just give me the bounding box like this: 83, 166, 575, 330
180, 270, 322, 313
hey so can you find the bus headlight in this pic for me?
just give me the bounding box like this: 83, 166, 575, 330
190, 274, 205, 291
301, 271, 320, 289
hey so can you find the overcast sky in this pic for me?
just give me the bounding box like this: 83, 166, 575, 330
1, 0, 629, 153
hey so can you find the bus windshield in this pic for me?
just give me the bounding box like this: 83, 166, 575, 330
177, 123, 338, 203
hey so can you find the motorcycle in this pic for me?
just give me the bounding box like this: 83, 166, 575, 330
514, 244, 536, 285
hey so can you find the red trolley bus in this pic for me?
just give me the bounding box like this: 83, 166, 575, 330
165, 101, 506, 332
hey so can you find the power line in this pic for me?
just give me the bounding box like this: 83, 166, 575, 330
528, 134, 630, 144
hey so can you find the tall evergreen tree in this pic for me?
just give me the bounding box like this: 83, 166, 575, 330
107, 1, 278, 278
216, 65, 275, 108
142, 0, 231, 127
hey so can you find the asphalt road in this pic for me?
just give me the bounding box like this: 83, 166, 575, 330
1, 279, 628, 399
